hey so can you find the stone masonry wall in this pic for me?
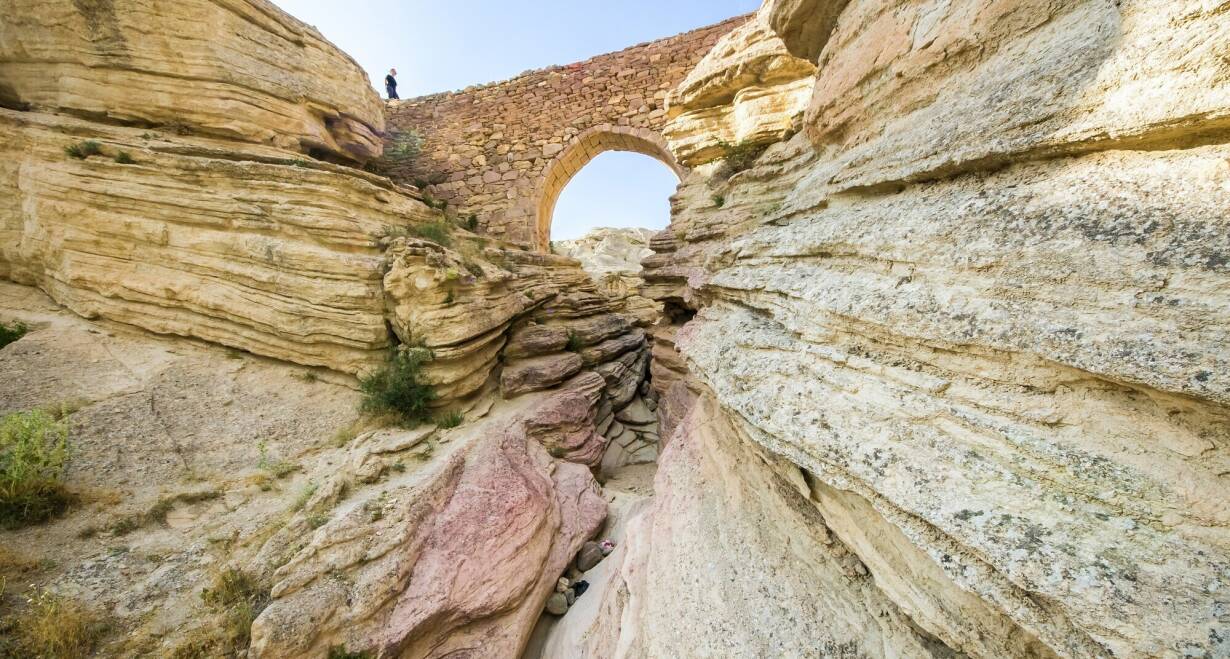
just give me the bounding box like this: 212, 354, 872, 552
386, 16, 747, 250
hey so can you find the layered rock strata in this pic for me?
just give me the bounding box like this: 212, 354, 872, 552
552, 227, 663, 328
620, 0, 1230, 657
0, 0, 385, 162
663, 8, 816, 165
0, 109, 434, 374
0, 0, 430, 375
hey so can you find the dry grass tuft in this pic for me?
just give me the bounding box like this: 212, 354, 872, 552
170, 568, 270, 658
0, 588, 109, 659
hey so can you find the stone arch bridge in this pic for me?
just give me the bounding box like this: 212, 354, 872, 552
386, 16, 746, 250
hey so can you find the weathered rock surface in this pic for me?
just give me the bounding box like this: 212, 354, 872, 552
764, 0, 850, 62
552, 228, 665, 328
501, 353, 585, 397
552, 228, 656, 279
523, 372, 609, 467
0, 109, 435, 374
572, 396, 951, 658
664, 10, 815, 165
0, 0, 385, 162
250, 387, 608, 659
0, 282, 367, 657
621, 0, 1230, 656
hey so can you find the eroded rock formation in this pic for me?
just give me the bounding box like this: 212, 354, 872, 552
0, 0, 385, 162
0, 110, 429, 374
610, 1, 1230, 657
3, 0, 1229, 657
249, 384, 608, 658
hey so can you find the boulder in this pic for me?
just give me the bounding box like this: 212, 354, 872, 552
574, 542, 604, 573
523, 372, 609, 467
506, 324, 570, 359
546, 593, 570, 616
615, 399, 655, 426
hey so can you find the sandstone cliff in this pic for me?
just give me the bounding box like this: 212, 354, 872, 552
595, 1, 1230, 657
0, 3, 655, 654
0, 0, 385, 162
4, 1, 1230, 657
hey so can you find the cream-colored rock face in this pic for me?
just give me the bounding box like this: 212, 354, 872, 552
794, 0, 1230, 207
574, 396, 958, 658
552, 228, 656, 279
663, 11, 815, 165
0, 109, 438, 374
0, 0, 384, 162
624, 0, 1230, 657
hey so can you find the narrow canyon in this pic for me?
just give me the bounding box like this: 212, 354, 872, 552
0, 1, 1227, 658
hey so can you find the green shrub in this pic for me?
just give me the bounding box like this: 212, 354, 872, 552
564, 331, 583, 353
713, 140, 768, 180
360, 347, 436, 425
386, 130, 422, 161
64, 140, 102, 160
114, 151, 135, 165
414, 222, 452, 246
290, 481, 318, 512
110, 489, 222, 535
0, 410, 71, 528
464, 214, 479, 231
382, 222, 455, 247
435, 411, 464, 429
328, 646, 373, 659
195, 568, 270, 655
462, 259, 484, 278
0, 320, 28, 348
257, 440, 297, 479
711, 194, 725, 208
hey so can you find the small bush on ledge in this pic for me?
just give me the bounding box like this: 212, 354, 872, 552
0, 320, 28, 348
384, 222, 455, 247
360, 346, 436, 426
64, 140, 102, 160
0, 409, 72, 529
713, 139, 768, 181
565, 331, 584, 353
435, 410, 464, 429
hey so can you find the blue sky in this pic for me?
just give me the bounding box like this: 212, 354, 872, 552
275, 0, 760, 240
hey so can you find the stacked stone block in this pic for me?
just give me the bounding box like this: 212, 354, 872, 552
386, 16, 748, 250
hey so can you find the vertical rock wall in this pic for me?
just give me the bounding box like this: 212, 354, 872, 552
585, 1, 1230, 657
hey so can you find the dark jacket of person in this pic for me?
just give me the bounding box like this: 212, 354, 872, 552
385, 74, 399, 100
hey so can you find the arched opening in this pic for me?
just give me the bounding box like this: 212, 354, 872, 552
551, 152, 679, 241
534, 125, 683, 251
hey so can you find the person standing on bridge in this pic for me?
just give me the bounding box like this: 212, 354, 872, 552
385, 68, 399, 100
